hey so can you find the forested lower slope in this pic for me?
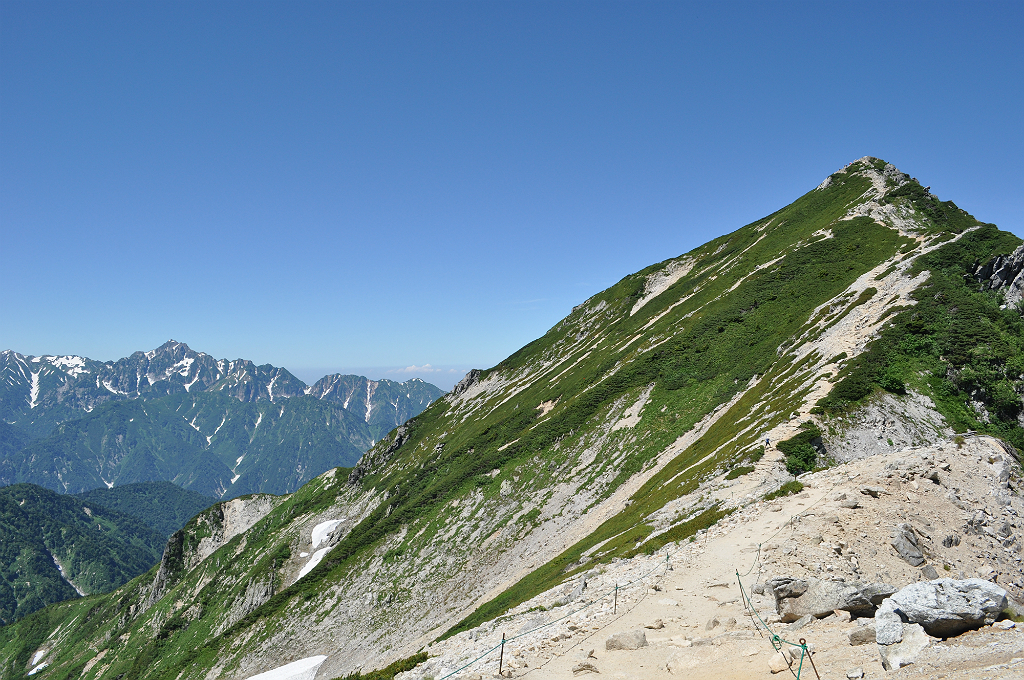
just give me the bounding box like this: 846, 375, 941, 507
0, 484, 166, 625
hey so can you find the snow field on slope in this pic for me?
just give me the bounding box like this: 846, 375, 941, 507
243, 655, 327, 680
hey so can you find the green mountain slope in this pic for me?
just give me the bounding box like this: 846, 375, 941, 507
0, 392, 372, 497
2, 158, 1020, 680
75, 482, 217, 538
0, 483, 166, 625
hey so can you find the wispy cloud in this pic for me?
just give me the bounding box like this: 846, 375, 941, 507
387, 364, 463, 374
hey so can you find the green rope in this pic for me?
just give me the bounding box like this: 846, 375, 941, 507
736, 570, 812, 678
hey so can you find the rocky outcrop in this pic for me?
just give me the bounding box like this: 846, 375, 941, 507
767, 577, 894, 621
214, 577, 276, 637
449, 369, 482, 398
972, 244, 1024, 310
885, 578, 1008, 638
348, 425, 409, 485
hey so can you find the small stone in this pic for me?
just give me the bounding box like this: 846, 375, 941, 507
921, 564, 940, 580
705, 616, 720, 631
572, 662, 599, 675
992, 619, 1016, 630
644, 619, 664, 630
833, 609, 852, 623
605, 629, 647, 651
879, 623, 930, 670
768, 649, 794, 674
840, 499, 861, 509
977, 566, 996, 581
891, 524, 925, 566
848, 625, 876, 646
861, 486, 884, 498
786, 615, 814, 632
874, 599, 904, 645
846, 669, 864, 680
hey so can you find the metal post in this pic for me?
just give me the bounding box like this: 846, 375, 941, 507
799, 638, 820, 680
613, 584, 618, 614
498, 632, 506, 675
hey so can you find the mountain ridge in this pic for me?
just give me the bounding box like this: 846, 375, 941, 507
0, 343, 444, 498
1, 157, 1021, 680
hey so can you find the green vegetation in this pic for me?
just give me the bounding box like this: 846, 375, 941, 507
336, 653, 428, 680
75, 482, 216, 537
764, 481, 805, 501
820, 223, 1023, 449
777, 422, 825, 475
725, 466, 755, 480
0, 484, 166, 624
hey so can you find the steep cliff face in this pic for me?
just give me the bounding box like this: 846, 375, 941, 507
2, 158, 1021, 680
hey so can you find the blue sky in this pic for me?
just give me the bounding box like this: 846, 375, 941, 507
2, 1, 1021, 390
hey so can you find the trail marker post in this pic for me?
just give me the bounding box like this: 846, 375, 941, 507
498, 633, 505, 675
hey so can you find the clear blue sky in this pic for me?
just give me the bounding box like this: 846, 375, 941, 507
2, 1, 1021, 390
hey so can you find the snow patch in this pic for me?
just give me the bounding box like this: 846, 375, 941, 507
231, 474, 240, 484
243, 655, 327, 680
28, 372, 40, 409
311, 519, 343, 548
31, 650, 47, 665
28, 663, 48, 676
48, 355, 88, 376
51, 555, 85, 596
297, 547, 331, 580
101, 380, 124, 395
253, 412, 263, 431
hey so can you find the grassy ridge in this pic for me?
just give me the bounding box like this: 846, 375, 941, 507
7, 160, 1021, 680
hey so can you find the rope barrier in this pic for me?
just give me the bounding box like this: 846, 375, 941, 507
437, 477, 840, 679
437, 548, 675, 679
736, 571, 819, 680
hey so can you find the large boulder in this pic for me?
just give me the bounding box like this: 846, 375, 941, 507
771, 577, 895, 622
889, 578, 1008, 638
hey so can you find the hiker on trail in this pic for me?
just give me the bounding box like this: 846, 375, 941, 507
765, 437, 770, 447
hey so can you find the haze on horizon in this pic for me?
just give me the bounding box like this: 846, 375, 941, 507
2, 1, 1021, 392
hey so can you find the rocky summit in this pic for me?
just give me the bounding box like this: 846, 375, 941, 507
2, 157, 1022, 680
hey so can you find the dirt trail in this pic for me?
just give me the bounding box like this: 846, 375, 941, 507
402, 435, 1024, 680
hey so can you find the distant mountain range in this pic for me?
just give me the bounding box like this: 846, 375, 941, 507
0, 341, 445, 497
